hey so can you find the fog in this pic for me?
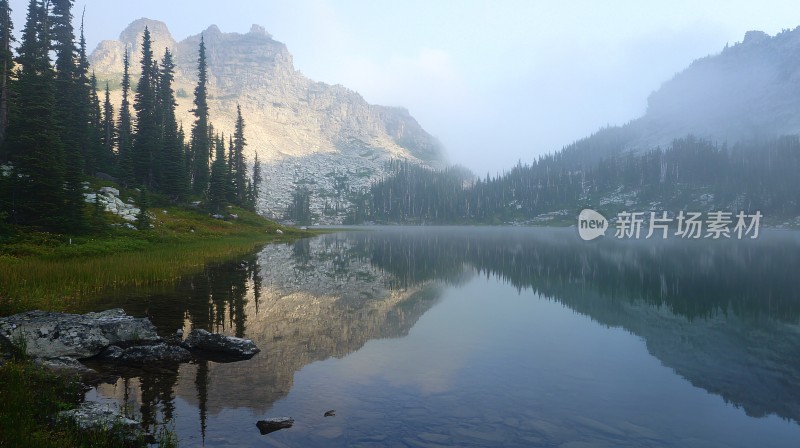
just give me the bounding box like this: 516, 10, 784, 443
11, 0, 800, 174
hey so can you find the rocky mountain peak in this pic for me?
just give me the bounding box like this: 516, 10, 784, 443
249, 24, 270, 37
119, 18, 175, 48
90, 19, 445, 223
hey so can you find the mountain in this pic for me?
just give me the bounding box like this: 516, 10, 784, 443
635, 28, 800, 147
89, 18, 445, 222
564, 27, 800, 160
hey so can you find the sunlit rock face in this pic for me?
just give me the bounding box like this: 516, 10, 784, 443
90, 19, 445, 222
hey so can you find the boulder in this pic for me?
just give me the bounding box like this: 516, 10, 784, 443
34, 356, 97, 377
97, 344, 192, 364
0, 309, 160, 359
99, 186, 120, 197
182, 329, 260, 358
58, 402, 144, 442
256, 417, 294, 435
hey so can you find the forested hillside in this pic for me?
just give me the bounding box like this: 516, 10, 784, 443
0, 0, 260, 234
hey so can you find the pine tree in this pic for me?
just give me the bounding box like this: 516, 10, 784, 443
80, 16, 105, 175
232, 104, 248, 205
158, 48, 188, 199
208, 135, 228, 213
87, 73, 108, 173
0, 0, 12, 154
190, 35, 210, 195
136, 187, 151, 230
132, 26, 159, 187
101, 82, 116, 168
117, 48, 134, 185
6, 0, 66, 229
51, 0, 85, 232
248, 152, 262, 212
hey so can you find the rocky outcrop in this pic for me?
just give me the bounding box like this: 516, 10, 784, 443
0, 309, 160, 359
89, 19, 445, 223
83, 186, 143, 223
181, 329, 260, 358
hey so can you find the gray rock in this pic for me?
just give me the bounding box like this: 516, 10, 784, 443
58, 402, 144, 442
182, 329, 260, 358
34, 356, 97, 377
0, 309, 160, 359
99, 186, 120, 197
98, 343, 191, 364
256, 417, 294, 435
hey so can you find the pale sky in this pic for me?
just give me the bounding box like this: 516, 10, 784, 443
10, 0, 800, 174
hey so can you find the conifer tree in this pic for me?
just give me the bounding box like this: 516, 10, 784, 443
191, 35, 210, 195
158, 48, 188, 198
0, 0, 12, 153
6, 0, 66, 229
117, 48, 134, 185
208, 135, 228, 213
232, 104, 248, 205
101, 82, 115, 168
248, 152, 262, 212
136, 187, 151, 230
51, 0, 86, 232
132, 26, 158, 187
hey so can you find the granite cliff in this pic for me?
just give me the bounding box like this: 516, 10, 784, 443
90, 18, 445, 222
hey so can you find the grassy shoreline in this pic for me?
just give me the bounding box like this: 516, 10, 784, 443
0, 204, 315, 447
0, 205, 312, 316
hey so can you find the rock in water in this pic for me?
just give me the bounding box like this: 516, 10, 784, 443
58, 402, 144, 442
256, 417, 294, 435
0, 309, 160, 359
182, 329, 260, 358
324, 410, 336, 417
98, 344, 192, 364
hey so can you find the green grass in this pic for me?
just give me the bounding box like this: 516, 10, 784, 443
0, 204, 312, 315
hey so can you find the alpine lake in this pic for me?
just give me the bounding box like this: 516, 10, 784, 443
79, 226, 800, 447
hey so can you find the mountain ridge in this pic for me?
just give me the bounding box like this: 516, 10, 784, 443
90, 18, 445, 222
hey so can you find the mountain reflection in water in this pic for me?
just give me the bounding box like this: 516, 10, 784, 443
85, 227, 800, 447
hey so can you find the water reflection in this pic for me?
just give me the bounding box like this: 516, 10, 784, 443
86, 227, 800, 445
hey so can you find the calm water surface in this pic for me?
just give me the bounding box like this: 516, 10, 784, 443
84, 227, 800, 447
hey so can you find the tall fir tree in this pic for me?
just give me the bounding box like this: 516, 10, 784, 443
51, 0, 85, 232
117, 48, 134, 185
190, 35, 210, 195
158, 48, 188, 198
132, 26, 159, 187
6, 0, 66, 229
232, 104, 248, 205
208, 134, 228, 213
101, 82, 116, 169
87, 72, 108, 173
248, 152, 262, 212
0, 0, 12, 155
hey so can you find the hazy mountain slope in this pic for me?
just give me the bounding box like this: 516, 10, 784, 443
557, 27, 800, 165
90, 18, 444, 222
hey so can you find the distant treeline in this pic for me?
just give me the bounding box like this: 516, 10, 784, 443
0, 0, 262, 233
349, 134, 800, 224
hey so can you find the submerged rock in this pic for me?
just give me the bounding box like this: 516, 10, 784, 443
58, 402, 144, 442
256, 417, 294, 435
182, 329, 260, 358
98, 343, 192, 364
0, 309, 160, 359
